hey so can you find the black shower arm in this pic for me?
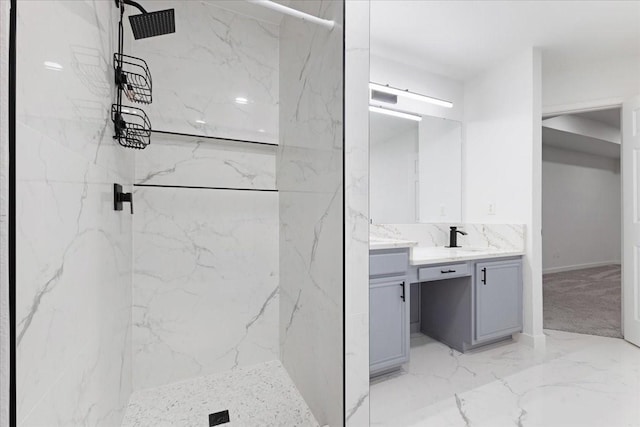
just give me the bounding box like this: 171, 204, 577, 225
115, 0, 148, 14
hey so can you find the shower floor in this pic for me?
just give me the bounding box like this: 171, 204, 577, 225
122, 360, 318, 427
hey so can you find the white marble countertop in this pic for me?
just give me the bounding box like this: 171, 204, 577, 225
369, 237, 419, 250
410, 246, 524, 266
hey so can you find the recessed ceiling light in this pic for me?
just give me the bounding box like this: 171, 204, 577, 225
369, 82, 453, 108
44, 61, 63, 71
235, 97, 249, 105
195, 119, 206, 124
258, 129, 266, 133
369, 105, 422, 122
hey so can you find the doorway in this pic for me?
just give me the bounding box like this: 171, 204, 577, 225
541, 107, 622, 338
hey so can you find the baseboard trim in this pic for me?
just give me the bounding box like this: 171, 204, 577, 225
410, 322, 420, 334
513, 332, 546, 349
543, 261, 621, 275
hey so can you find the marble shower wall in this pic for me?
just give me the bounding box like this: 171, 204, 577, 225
15, 1, 134, 426
130, 3, 280, 391
0, 2, 10, 425
345, 1, 371, 426
132, 184, 278, 390
128, 0, 279, 144
278, 2, 344, 425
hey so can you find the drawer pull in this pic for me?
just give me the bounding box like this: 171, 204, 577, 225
419, 263, 469, 282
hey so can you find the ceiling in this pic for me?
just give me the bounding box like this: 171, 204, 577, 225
542, 108, 621, 159
542, 127, 620, 159
371, 1, 640, 80
573, 109, 621, 129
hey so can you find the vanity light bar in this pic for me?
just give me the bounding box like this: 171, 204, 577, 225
369, 105, 422, 122
247, 0, 335, 29
369, 82, 453, 109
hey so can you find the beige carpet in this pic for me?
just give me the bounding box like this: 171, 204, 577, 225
543, 265, 622, 338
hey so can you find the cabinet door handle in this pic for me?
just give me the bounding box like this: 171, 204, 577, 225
399, 281, 405, 302
441, 269, 456, 274
481, 268, 487, 285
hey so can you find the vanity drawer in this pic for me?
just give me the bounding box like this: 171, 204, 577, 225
419, 263, 470, 282
370, 251, 409, 277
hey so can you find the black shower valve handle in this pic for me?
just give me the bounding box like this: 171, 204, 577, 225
114, 183, 134, 214
122, 192, 134, 214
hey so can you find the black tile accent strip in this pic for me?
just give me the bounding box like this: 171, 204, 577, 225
134, 184, 278, 192
151, 129, 278, 148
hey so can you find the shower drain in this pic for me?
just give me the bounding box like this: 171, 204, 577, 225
209, 410, 230, 426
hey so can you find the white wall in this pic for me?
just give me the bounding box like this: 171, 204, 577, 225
542, 146, 621, 273
543, 55, 640, 113
464, 49, 537, 223
370, 127, 417, 223
464, 48, 544, 344
370, 55, 464, 122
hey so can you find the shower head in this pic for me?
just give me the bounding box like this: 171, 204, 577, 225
116, 0, 175, 40
129, 9, 176, 40
129, 8, 175, 40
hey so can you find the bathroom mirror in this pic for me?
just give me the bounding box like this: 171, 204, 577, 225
370, 112, 462, 223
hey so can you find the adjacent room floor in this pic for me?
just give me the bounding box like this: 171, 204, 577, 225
122, 360, 318, 427
370, 330, 640, 427
543, 264, 622, 338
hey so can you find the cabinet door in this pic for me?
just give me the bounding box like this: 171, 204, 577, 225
370, 276, 408, 375
475, 260, 522, 342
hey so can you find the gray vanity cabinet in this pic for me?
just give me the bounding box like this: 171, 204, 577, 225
370, 277, 407, 375
369, 249, 410, 376
474, 259, 523, 343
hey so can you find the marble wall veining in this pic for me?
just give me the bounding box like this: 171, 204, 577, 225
132, 185, 278, 390
278, 1, 345, 425
0, 2, 10, 425
128, 0, 279, 145
135, 134, 276, 189
15, 1, 134, 425
371, 223, 526, 252
130, 3, 281, 391
345, 1, 371, 426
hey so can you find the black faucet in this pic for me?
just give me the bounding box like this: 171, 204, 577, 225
447, 226, 467, 248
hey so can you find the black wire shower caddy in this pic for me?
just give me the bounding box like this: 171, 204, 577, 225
114, 53, 152, 104
111, 0, 153, 149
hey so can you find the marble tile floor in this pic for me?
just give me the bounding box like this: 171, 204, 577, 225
122, 360, 318, 427
370, 330, 640, 426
